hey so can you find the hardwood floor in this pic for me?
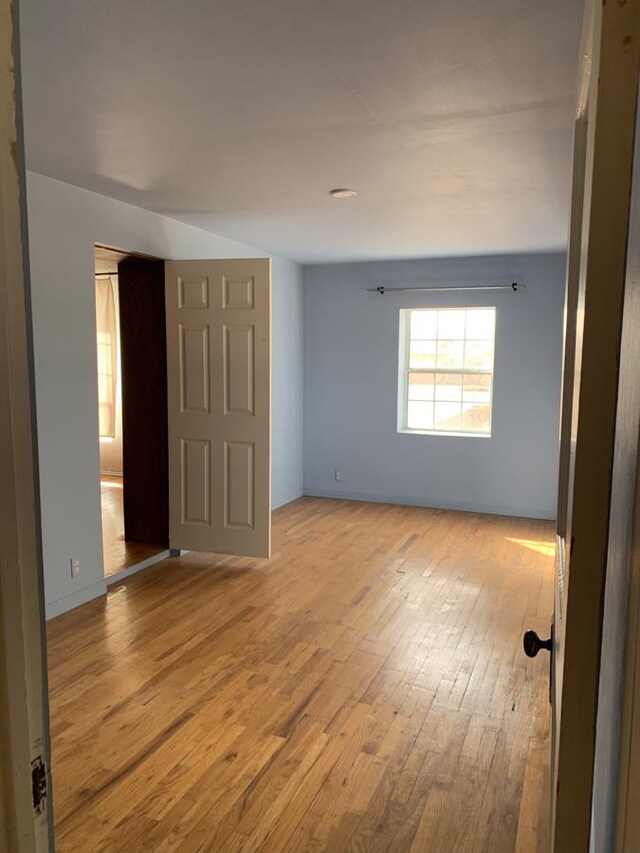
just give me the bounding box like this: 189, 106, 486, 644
101, 474, 165, 576
47, 497, 554, 852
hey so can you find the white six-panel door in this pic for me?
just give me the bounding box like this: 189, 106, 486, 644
165, 259, 271, 558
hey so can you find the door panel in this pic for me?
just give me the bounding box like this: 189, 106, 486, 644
181, 438, 211, 525
224, 324, 254, 413
166, 259, 271, 557
179, 324, 210, 413
224, 441, 255, 528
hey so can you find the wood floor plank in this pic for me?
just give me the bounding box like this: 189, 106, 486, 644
47, 497, 553, 851
100, 475, 164, 576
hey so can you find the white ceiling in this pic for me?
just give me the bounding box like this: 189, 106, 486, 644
20, 0, 583, 264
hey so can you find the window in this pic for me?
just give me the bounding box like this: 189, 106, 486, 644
95, 275, 118, 439
398, 307, 496, 436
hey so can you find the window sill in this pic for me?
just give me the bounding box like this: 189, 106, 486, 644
397, 428, 492, 439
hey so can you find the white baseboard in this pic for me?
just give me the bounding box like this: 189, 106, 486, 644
272, 490, 304, 511
106, 550, 171, 585
302, 488, 556, 521
272, 492, 304, 512
46, 551, 172, 619
46, 578, 107, 620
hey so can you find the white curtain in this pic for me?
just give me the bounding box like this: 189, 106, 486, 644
95, 275, 117, 438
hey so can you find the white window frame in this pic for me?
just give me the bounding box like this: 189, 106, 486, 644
397, 307, 496, 437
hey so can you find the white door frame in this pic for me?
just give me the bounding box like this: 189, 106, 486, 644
552, 0, 640, 849
615, 449, 640, 851
612, 65, 640, 853
0, 0, 53, 849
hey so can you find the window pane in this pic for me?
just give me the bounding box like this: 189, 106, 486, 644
465, 309, 495, 339
407, 401, 434, 430
436, 339, 464, 369
461, 403, 491, 433
437, 310, 466, 339
464, 339, 494, 370
410, 311, 437, 339
408, 372, 435, 400
462, 373, 491, 403
434, 401, 462, 431
401, 305, 495, 436
434, 373, 462, 401
410, 340, 436, 368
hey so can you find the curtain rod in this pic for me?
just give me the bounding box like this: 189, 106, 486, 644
367, 281, 524, 295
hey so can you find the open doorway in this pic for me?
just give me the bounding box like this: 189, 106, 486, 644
94, 245, 170, 578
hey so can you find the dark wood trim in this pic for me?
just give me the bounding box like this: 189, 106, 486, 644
117, 258, 169, 547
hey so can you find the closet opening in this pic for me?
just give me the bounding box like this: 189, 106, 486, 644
95, 244, 170, 578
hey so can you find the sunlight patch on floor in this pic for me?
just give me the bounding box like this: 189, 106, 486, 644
505, 537, 555, 558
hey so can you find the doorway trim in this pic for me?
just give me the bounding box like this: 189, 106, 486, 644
0, 0, 53, 847
94, 245, 170, 582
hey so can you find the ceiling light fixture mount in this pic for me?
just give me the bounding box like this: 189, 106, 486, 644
329, 188, 357, 198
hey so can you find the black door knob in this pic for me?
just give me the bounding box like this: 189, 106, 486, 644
523, 629, 552, 658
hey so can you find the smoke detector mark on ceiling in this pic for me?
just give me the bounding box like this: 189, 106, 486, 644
330, 188, 357, 198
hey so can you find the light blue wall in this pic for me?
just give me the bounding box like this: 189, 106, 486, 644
271, 256, 304, 509
303, 253, 566, 519
27, 173, 303, 617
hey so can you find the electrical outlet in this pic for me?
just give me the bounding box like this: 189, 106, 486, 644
335, 469, 343, 482
70, 556, 81, 578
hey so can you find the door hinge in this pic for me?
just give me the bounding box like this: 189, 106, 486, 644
31, 755, 47, 815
